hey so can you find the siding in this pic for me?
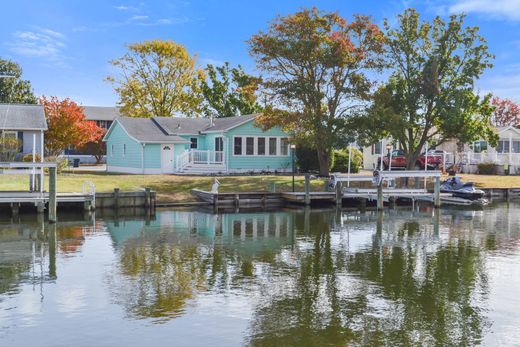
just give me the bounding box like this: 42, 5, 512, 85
225, 121, 291, 171
106, 122, 143, 169
144, 144, 161, 168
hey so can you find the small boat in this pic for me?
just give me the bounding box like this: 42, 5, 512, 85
440, 176, 486, 201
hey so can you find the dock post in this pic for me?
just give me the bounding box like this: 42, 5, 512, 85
114, 188, 120, 209
377, 183, 384, 210
48, 223, 57, 279
144, 187, 151, 209
335, 182, 343, 207
37, 202, 45, 214
11, 203, 20, 218
48, 166, 57, 223
434, 176, 441, 208
304, 174, 311, 205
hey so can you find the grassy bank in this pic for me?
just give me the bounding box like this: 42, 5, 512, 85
0, 172, 328, 203
1, 171, 519, 203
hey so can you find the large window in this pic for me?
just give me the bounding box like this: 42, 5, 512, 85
246, 137, 254, 155
257, 137, 265, 155
372, 142, 382, 155
471, 140, 488, 153
280, 138, 289, 156
190, 137, 198, 149
234, 137, 243, 155
269, 138, 277, 155
498, 140, 510, 153
513, 141, 520, 153
215, 137, 223, 152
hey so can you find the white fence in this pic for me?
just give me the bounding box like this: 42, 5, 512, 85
176, 150, 225, 171
465, 152, 520, 165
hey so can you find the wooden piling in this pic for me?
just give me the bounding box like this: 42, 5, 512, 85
114, 188, 120, 209
434, 176, 441, 208
304, 174, 311, 205
377, 183, 384, 210
144, 187, 151, 209
335, 181, 343, 206
11, 203, 20, 218
48, 166, 57, 223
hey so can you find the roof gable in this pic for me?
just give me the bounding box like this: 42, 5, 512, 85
0, 104, 47, 130
104, 117, 190, 144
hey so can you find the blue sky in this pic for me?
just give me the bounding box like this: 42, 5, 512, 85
1, 0, 519, 105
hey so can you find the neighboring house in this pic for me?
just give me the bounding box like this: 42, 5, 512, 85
461, 126, 520, 174
103, 114, 292, 174
63, 106, 120, 164
362, 126, 520, 174
0, 104, 47, 160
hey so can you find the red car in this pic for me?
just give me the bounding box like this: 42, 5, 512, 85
377, 149, 443, 170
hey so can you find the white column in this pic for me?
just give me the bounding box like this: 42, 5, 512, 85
40, 130, 44, 194
32, 133, 36, 191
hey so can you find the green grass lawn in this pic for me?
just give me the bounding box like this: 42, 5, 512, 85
0, 172, 329, 203
2, 170, 519, 203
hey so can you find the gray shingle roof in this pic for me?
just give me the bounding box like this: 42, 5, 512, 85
152, 117, 211, 135
0, 104, 47, 130
116, 117, 190, 143
205, 113, 259, 132
83, 106, 120, 121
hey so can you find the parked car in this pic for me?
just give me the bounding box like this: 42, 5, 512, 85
376, 149, 443, 170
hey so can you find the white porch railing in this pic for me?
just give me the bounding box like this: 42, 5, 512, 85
176, 150, 225, 171
465, 151, 520, 165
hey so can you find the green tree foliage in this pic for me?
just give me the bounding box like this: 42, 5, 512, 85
0, 58, 37, 104
330, 146, 363, 173
353, 9, 497, 169
249, 7, 385, 176
201, 62, 262, 117
107, 40, 204, 117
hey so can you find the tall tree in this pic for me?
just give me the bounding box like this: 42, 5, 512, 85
0, 58, 37, 104
248, 7, 385, 176
107, 39, 204, 118
490, 96, 520, 127
353, 9, 497, 169
200, 62, 262, 117
41, 96, 104, 157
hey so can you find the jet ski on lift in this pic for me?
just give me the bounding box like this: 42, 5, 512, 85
440, 176, 486, 201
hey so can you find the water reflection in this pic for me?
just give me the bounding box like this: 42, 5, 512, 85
0, 204, 520, 346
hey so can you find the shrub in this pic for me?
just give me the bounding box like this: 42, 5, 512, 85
296, 145, 335, 173
330, 147, 363, 173
0, 137, 21, 161
22, 153, 42, 162
477, 162, 496, 175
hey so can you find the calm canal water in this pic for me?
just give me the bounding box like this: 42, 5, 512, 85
1, 203, 520, 346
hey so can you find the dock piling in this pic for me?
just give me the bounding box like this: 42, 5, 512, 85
48, 166, 57, 223
377, 183, 384, 210
114, 188, 120, 209
304, 174, 311, 205
434, 176, 441, 208
335, 181, 343, 207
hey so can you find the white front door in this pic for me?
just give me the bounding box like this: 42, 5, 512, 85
161, 145, 174, 173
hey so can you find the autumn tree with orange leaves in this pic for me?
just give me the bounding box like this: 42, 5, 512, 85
491, 96, 520, 127
41, 96, 104, 157
249, 7, 385, 175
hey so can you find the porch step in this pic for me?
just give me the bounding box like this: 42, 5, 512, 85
178, 164, 227, 174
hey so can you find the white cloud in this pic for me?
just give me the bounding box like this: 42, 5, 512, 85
114, 5, 138, 11
129, 15, 149, 21
7, 27, 66, 60
448, 0, 520, 20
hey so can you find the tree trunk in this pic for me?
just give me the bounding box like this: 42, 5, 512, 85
317, 147, 330, 176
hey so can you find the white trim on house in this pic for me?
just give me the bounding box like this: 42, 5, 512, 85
106, 165, 163, 174
231, 135, 290, 157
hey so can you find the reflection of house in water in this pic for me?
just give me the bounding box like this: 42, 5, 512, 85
107, 210, 295, 256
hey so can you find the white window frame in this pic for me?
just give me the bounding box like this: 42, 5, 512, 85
232, 136, 290, 157
190, 137, 198, 149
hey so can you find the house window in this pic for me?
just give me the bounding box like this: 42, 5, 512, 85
269, 138, 277, 155
257, 137, 265, 155
471, 140, 487, 153
280, 138, 289, 156
0, 130, 17, 139
215, 137, 223, 152
246, 137, 254, 155
372, 142, 382, 155
234, 137, 243, 155
111, 144, 114, 157
190, 137, 198, 149
123, 144, 126, 157
514, 141, 520, 153
498, 140, 510, 153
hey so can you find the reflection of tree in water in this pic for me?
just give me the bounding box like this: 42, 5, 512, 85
246, 213, 490, 346
112, 229, 280, 323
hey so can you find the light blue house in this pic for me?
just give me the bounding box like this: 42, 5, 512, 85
103, 114, 292, 174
